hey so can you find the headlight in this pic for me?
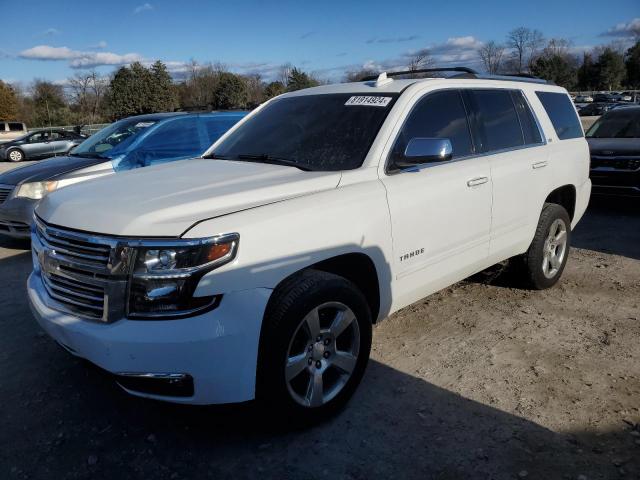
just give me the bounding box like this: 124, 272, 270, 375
128, 233, 239, 319
15, 181, 59, 200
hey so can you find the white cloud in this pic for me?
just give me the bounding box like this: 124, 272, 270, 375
89, 40, 108, 49
602, 18, 640, 38
133, 3, 153, 14
19, 45, 143, 69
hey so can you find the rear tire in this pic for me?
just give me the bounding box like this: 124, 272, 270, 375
256, 269, 372, 425
517, 203, 571, 290
7, 148, 24, 162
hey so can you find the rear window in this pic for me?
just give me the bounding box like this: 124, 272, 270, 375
535, 92, 583, 140
8, 122, 24, 131
470, 90, 524, 152
511, 91, 543, 145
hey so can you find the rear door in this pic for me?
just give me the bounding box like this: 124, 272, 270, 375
380, 89, 493, 308
463, 88, 549, 259
48, 131, 73, 156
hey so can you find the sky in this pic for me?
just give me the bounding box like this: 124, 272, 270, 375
0, 0, 638, 86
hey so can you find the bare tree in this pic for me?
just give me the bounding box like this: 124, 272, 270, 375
407, 50, 434, 72
506, 27, 545, 73
68, 70, 108, 123
479, 41, 505, 74
279, 63, 293, 87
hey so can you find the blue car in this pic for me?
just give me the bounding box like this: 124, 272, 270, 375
0, 111, 247, 239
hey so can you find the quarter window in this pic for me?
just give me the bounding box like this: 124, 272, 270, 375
470, 90, 524, 152
8, 122, 23, 132
390, 90, 473, 164
511, 91, 542, 145
535, 91, 583, 140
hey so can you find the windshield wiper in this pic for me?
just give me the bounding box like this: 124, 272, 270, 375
206, 153, 313, 171
69, 151, 108, 159
236, 154, 313, 171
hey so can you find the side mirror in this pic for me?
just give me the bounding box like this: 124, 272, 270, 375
395, 137, 453, 168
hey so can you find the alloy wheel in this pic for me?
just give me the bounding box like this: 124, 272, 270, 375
285, 301, 360, 408
542, 218, 568, 279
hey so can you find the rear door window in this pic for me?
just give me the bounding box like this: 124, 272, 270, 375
535, 91, 583, 140
389, 89, 474, 165
8, 122, 24, 132
468, 90, 524, 152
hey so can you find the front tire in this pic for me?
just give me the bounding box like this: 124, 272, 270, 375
256, 269, 372, 424
7, 148, 24, 162
518, 203, 571, 289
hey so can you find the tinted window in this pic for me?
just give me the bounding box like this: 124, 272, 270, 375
8, 122, 23, 131
471, 90, 524, 151
115, 117, 203, 171
390, 90, 473, 163
535, 91, 583, 140
511, 91, 543, 145
203, 115, 243, 145
213, 94, 397, 171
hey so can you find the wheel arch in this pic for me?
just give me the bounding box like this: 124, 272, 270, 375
267, 252, 382, 324
544, 184, 576, 222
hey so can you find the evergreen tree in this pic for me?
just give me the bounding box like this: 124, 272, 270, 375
625, 41, 640, 88
595, 48, 626, 90
286, 68, 319, 92
213, 72, 248, 109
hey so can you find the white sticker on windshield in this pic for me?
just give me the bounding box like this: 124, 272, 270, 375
134, 121, 155, 128
345, 96, 392, 107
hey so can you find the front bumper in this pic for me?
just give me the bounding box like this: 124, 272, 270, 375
28, 272, 272, 405
0, 195, 36, 239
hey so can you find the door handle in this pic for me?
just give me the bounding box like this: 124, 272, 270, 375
467, 176, 488, 187
532, 160, 548, 169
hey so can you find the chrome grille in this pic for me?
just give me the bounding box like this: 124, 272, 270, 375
32, 217, 132, 323
0, 185, 13, 204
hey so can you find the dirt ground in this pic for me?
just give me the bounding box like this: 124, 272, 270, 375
0, 159, 638, 479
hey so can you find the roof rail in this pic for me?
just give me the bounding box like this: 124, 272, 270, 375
361, 67, 479, 81
361, 66, 554, 85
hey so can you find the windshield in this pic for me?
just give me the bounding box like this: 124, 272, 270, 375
586, 110, 640, 138
210, 93, 398, 171
72, 118, 157, 158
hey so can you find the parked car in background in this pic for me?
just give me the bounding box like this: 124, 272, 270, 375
574, 95, 593, 103
586, 106, 640, 197
27, 72, 590, 421
578, 103, 615, 117
0, 130, 85, 162
592, 93, 615, 103
0, 111, 247, 238
0, 121, 27, 144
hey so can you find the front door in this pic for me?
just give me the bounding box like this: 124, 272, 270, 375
380, 89, 493, 309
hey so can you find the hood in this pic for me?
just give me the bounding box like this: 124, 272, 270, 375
37, 159, 342, 237
587, 138, 640, 156
0, 155, 108, 186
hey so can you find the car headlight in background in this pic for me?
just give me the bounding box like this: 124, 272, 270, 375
15, 181, 59, 200
128, 233, 239, 318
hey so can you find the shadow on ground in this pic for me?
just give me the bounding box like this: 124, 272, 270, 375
0, 245, 638, 480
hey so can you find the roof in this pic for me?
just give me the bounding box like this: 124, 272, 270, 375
285, 75, 566, 98
121, 110, 248, 122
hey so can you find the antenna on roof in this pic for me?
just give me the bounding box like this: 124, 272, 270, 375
374, 72, 394, 87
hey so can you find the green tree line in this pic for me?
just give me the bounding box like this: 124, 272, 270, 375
0, 61, 320, 127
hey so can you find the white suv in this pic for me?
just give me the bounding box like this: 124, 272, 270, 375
28, 69, 591, 422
